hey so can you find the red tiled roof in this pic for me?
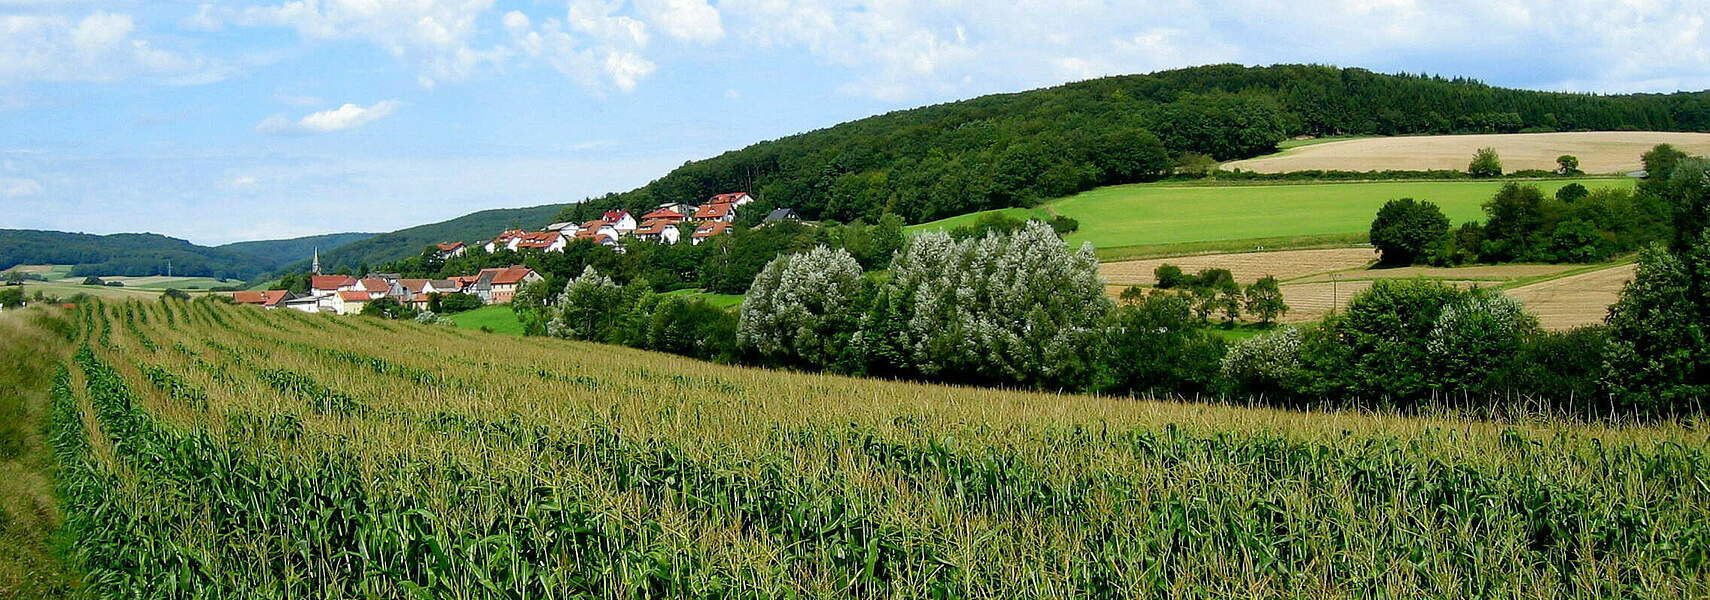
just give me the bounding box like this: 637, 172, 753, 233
693, 203, 731, 219
709, 192, 749, 204
436, 242, 464, 251
491, 229, 527, 244
692, 221, 732, 238
602, 210, 630, 222
641, 208, 683, 220
231, 291, 267, 304
635, 220, 672, 235
490, 266, 535, 285
358, 278, 391, 292
311, 275, 356, 290
337, 291, 371, 302
594, 234, 615, 245
514, 231, 562, 249
582, 219, 609, 230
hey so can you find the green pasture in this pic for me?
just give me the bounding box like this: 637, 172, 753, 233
912, 178, 1635, 258
447, 304, 524, 335
663, 288, 746, 310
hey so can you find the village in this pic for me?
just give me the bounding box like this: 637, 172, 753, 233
231, 192, 799, 314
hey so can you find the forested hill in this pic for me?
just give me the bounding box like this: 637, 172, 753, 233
286, 204, 566, 276
556, 63, 1710, 225
0, 230, 267, 280
218, 232, 375, 271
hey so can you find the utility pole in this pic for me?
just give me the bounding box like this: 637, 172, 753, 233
167, 259, 172, 278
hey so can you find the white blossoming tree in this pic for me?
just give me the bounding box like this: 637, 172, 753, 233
547, 266, 624, 341
870, 220, 1111, 389
738, 245, 866, 369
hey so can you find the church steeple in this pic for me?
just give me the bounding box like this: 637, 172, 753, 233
312, 247, 321, 275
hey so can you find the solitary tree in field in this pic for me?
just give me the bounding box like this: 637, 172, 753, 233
1468, 147, 1503, 177
1244, 276, 1288, 324
1370, 197, 1451, 265
161, 288, 190, 301
1556, 154, 1581, 175
3, 270, 22, 286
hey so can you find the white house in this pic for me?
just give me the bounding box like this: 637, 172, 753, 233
691, 221, 732, 245
545, 221, 583, 236
708, 192, 755, 207
602, 210, 638, 233
485, 229, 528, 253
281, 295, 322, 314
692, 202, 735, 223
435, 242, 467, 259
633, 219, 681, 244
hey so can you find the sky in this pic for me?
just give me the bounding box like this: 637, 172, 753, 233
2, 0, 1708, 245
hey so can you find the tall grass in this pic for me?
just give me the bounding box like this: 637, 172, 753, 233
13, 299, 1710, 597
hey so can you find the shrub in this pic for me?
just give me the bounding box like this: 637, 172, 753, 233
1468, 147, 1502, 177
1555, 183, 1589, 203
1100, 291, 1226, 398
1220, 326, 1304, 399
161, 289, 190, 301
1370, 198, 1450, 265
1153, 264, 1186, 289
1602, 241, 1710, 412
1047, 215, 1080, 234
1425, 288, 1538, 397
434, 292, 483, 313
81, 276, 105, 286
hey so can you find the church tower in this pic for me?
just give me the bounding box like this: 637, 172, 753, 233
312, 247, 321, 275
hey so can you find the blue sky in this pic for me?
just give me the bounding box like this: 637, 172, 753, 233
3, 0, 1708, 245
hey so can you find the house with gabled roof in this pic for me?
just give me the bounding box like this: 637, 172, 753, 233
472, 265, 542, 304
602, 210, 638, 233
656, 201, 696, 216
640, 207, 686, 224
708, 192, 755, 207
232, 290, 292, 309
633, 219, 681, 244
484, 229, 529, 253
692, 202, 735, 222
691, 221, 733, 245
545, 221, 582, 236
333, 290, 374, 315
762, 208, 801, 225
435, 242, 467, 259
310, 275, 357, 297
515, 231, 567, 252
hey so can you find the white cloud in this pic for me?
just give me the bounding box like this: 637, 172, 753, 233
0, 176, 42, 198
234, 0, 503, 87
0, 11, 224, 84
180, 3, 223, 32
257, 100, 401, 135
634, 0, 723, 43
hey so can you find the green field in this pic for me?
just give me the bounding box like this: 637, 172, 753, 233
3, 300, 1707, 597
446, 304, 524, 335
911, 179, 1635, 257
663, 288, 746, 309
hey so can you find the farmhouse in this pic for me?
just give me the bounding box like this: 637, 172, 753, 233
472, 266, 541, 304
231, 290, 291, 309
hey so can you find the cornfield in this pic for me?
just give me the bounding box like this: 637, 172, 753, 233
10, 299, 1710, 598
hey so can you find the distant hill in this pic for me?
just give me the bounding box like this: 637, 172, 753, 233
282, 204, 566, 275
562, 63, 1710, 224
0, 230, 267, 280
218, 232, 375, 271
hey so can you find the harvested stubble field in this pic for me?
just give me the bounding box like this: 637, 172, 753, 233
1507, 263, 1638, 331
1222, 131, 1710, 174
5, 301, 1709, 598
1100, 249, 1630, 328
1098, 248, 1377, 286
